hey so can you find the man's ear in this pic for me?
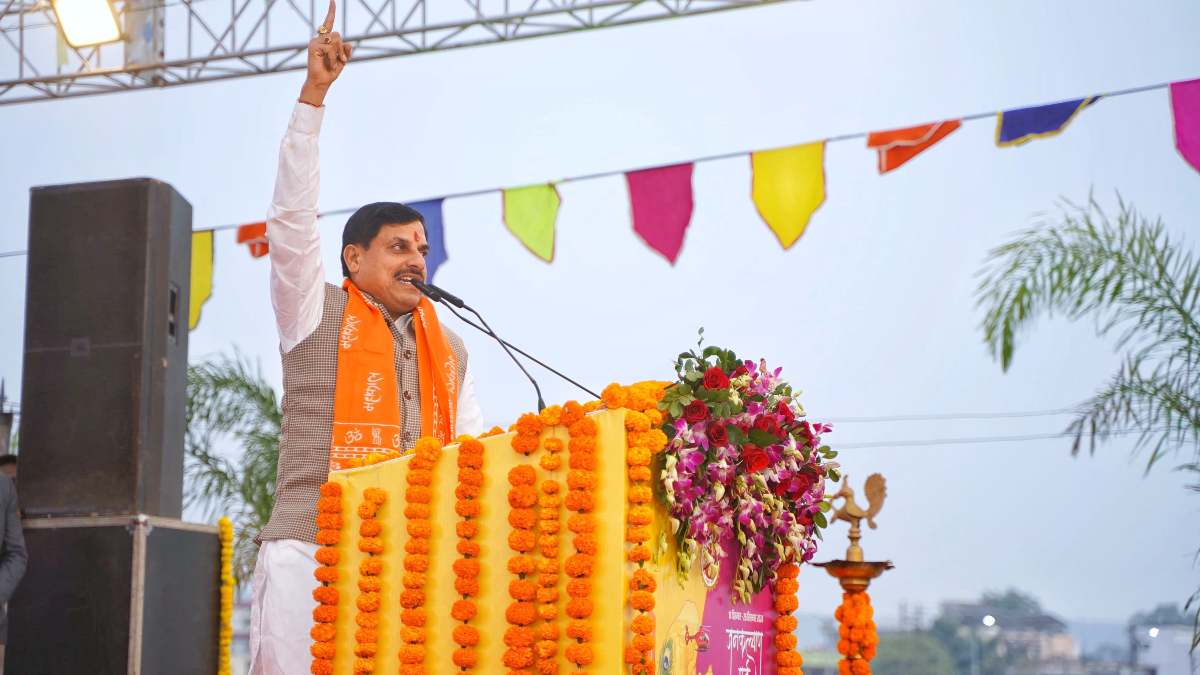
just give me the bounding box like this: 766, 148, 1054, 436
343, 243, 361, 277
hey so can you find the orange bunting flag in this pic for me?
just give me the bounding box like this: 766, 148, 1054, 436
236, 222, 269, 258
867, 120, 961, 173
750, 142, 826, 249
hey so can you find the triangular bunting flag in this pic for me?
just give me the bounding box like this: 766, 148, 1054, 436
626, 163, 695, 264
750, 142, 826, 249
503, 184, 560, 262
189, 230, 213, 330
236, 222, 269, 258
867, 120, 961, 173
996, 97, 1097, 147
409, 198, 448, 281
1170, 78, 1200, 173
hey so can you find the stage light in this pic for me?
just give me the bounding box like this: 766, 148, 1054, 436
52, 0, 121, 48
982, 615, 996, 627
1148, 627, 1159, 638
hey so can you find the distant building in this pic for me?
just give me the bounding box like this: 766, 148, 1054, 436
941, 601, 1081, 667
1129, 623, 1197, 675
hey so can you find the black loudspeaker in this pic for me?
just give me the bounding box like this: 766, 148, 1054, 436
20, 178, 191, 518
6, 515, 221, 675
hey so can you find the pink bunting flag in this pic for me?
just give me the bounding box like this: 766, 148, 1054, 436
625, 163, 695, 264
1170, 78, 1200, 173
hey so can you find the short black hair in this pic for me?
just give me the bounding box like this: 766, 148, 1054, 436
0, 455, 16, 467
341, 202, 427, 278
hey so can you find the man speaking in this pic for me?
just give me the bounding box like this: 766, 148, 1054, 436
249, 3, 484, 671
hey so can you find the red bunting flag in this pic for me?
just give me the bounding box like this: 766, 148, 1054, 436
237, 222, 269, 258
1170, 78, 1200, 174
626, 163, 695, 264
867, 120, 961, 173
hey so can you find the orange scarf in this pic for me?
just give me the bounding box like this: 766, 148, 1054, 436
329, 280, 458, 470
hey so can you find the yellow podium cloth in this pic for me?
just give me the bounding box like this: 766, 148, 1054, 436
323, 408, 762, 674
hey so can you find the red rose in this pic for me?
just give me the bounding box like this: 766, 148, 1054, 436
706, 424, 729, 446
741, 443, 770, 473
702, 367, 730, 390
775, 401, 795, 424
683, 400, 710, 424
731, 365, 749, 378
754, 416, 782, 439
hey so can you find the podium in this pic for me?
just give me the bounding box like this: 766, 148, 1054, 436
317, 408, 781, 675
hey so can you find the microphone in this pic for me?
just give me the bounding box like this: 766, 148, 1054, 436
406, 279, 600, 406
409, 279, 547, 412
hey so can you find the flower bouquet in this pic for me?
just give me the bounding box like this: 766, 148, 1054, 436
658, 333, 839, 603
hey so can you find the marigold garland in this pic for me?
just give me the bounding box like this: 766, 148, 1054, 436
217, 516, 234, 675
453, 436, 485, 671
508, 415, 543, 674
563, 400, 598, 670
346, 487, 387, 673
835, 591, 877, 675
311, 482, 344, 675
401, 437, 443, 675
536, 430, 564, 675
773, 563, 804, 675
620, 384, 666, 675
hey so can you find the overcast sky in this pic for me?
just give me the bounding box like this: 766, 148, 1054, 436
1, 0, 1198, 624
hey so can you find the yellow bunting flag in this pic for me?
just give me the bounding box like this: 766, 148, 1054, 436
750, 141, 826, 249
189, 230, 213, 330
503, 183, 560, 262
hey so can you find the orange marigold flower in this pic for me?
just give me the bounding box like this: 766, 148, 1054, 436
506, 601, 536, 626
539, 519, 561, 535
630, 590, 655, 611
569, 417, 598, 437
780, 667, 804, 675
503, 647, 535, 669
645, 409, 664, 426
631, 614, 655, 635
353, 642, 378, 658
363, 487, 387, 505
454, 558, 481, 578
457, 521, 480, 539
356, 591, 380, 612
568, 451, 597, 470
602, 383, 629, 408
451, 599, 478, 621
515, 413, 543, 436
568, 435, 597, 454
401, 554, 428, 573
400, 590, 425, 609
627, 505, 654, 526
567, 514, 595, 533
319, 482, 342, 498
510, 579, 538, 601
538, 623, 560, 641
453, 648, 478, 668
543, 437, 565, 453
316, 496, 341, 514
625, 410, 651, 432
459, 467, 484, 487
565, 644, 594, 666
567, 578, 591, 598
512, 435, 540, 454
566, 470, 597, 491
566, 597, 594, 619
565, 490, 595, 513
776, 578, 799, 595
539, 454, 562, 471
538, 494, 561, 510
358, 577, 382, 593
582, 400, 602, 413
316, 529, 341, 546
454, 624, 481, 646
509, 529, 537, 552
406, 468, 433, 487
538, 535, 559, 553
312, 605, 338, 623
311, 623, 337, 642
536, 587, 559, 604
356, 502, 379, 519
776, 614, 798, 632
626, 526, 651, 543
626, 447, 652, 467
314, 563, 339, 583
504, 626, 535, 648
359, 558, 382, 576
401, 607, 427, 627
407, 519, 432, 539
398, 666, 425, 675
398, 644, 425, 664
561, 400, 585, 425
630, 569, 656, 592
538, 604, 559, 621
776, 633, 798, 651
508, 555, 536, 575
629, 465, 653, 483
359, 520, 382, 537
537, 558, 559, 574
404, 503, 431, 519
509, 464, 537, 486
509, 486, 538, 509
539, 405, 564, 427
310, 658, 334, 675
457, 540, 481, 557
355, 612, 380, 629
628, 485, 653, 504
632, 634, 655, 652
355, 628, 377, 644
509, 508, 537, 530
455, 483, 481, 500
405, 485, 432, 504
567, 620, 591, 640
538, 573, 558, 588
312, 586, 339, 605
778, 562, 800, 579
403, 572, 427, 590
405, 536, 430, 555
778, 651, 803, 667
454, 577, 480, 597
459, 436, 485, 452
775, 594, 798, 614
536, 640, 557, 659
315, 513, 342, 530
565, 554, 594, 578
358, 537, 383, 554
458, 451, 483, 470
310, 642, 337, 659
627, 545, 651, 563
573, 533, 598, 555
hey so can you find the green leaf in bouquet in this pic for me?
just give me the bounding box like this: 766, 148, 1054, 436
818, 500, 831, 512
669, 401, 684, 418
748, 429, 778, 447
813, 511, 828, 528
727, 425, 747, 445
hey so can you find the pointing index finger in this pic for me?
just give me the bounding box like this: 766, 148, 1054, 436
320, 0, 335, 31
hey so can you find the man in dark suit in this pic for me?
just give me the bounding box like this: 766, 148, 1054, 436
0, 474, 26, 673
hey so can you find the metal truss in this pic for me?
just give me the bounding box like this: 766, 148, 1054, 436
0, 0, 793, 105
